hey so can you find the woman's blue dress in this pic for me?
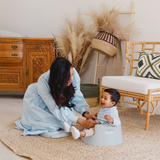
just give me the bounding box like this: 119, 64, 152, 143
15, 68, 89, 137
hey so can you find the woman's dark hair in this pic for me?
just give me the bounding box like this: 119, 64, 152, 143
104, 88, 120, 105
49, 57, 75, 108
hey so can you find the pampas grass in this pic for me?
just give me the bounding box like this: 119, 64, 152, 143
114, 23, 138, 41
56, 11, 95, 74
87, 7, 120, 34
87, 6, 137, 40
55, 6, 138, 74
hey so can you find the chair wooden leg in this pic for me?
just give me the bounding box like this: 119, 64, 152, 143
120, 96, 124, 107
145, 101, 151, 130
137, 99, 140, 108
99, 81, 102, 109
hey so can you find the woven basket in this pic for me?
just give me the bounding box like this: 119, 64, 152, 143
85, 97, 98, 107
91, 31, 118, 57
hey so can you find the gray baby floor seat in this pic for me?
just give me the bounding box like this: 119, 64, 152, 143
81, 123, 123, 146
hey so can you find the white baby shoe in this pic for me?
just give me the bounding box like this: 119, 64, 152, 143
63, 122, 71, 132
71, 126, 80, 139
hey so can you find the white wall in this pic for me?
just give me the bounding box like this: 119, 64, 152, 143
1, 0, 160, 111
0, 0, 159, 75
1, 0, 160, 40
1, 0, 160, 84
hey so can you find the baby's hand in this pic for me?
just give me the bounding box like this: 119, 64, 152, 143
104, 115, 114, 124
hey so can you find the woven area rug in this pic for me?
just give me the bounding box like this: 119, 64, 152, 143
1, 107, 160, 160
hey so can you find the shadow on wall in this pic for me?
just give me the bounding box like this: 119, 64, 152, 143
0, 30, 28, 37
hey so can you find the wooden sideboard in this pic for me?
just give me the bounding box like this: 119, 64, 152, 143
0, 37, 55, 94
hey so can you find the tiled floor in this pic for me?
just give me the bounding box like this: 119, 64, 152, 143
0, 94, 30, 160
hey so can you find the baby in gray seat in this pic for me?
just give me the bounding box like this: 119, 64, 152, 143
64, 88, 121, 139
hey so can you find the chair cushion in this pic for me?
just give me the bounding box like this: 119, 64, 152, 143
102, 76, 160, 95
135, 52, 160, 79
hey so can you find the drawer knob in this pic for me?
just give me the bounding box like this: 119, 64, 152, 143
35, 45, 41, 49
11, 45, 18, 49
11, 53, 18, 56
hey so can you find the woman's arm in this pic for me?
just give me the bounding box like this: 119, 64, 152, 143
71, 68, 89, 115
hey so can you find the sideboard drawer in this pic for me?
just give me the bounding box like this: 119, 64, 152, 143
0, 51, 23, 58
0, 43, 23, 50
26, 44, 50, 52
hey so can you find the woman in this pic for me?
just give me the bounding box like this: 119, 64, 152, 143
15, 57, 98, 138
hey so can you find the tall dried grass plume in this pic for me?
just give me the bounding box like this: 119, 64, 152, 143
87, 6, 138, 41
55, 11, 95, 74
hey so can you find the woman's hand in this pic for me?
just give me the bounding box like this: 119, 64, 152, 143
84, 113, 97, 120
94, 113, 98, 117
104, 115, 114, 124
77, 118, 99, 129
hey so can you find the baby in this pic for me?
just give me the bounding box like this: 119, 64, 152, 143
64, 88, 121, 139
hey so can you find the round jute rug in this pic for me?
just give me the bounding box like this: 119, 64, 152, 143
0, 107, 160, 160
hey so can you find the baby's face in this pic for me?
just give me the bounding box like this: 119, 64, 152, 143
100, 92, 115, 108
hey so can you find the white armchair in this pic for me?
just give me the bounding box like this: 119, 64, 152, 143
100, 41, 160, 129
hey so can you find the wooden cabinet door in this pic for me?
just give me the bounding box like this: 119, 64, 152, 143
0, 67, 23, 91
26, 51, 51, 86
23, 38, 54, 93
